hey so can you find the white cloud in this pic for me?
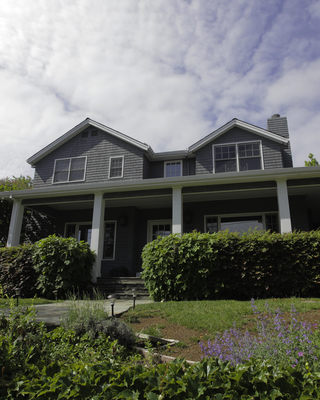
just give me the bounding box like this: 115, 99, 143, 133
0, 0, 320, 178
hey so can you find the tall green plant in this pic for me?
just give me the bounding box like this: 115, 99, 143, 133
33, 235, 95, 298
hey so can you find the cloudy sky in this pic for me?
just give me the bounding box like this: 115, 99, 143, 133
1, 0, 320, 178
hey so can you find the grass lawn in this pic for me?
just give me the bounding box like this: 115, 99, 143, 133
124, 297, 320, 334
0, 298, 60, 307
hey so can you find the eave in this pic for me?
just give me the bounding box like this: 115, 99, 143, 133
2, 166, 320, 202
189, 119, 289, 152
27, 118, 151, 166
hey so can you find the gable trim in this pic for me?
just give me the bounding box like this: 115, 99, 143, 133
189, 119, 289, 152
27, 118, 150, 165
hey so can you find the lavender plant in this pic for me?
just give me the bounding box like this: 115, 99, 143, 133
200, 299, 320, 372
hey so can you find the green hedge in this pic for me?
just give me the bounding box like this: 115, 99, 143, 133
0, 235, 95, 299
0, 244, 39, 298
141, 230, 320, 301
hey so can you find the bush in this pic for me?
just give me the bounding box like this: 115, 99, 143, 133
33, 235, 95, 298
200, 299, 320, 372
141, 230, 320, 301
0, 244, 39, 298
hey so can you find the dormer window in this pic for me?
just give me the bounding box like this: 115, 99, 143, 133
165, 161, 182, 177
109, 156, 124, 178
53, 157, 87, 183
213, 141, 262, 173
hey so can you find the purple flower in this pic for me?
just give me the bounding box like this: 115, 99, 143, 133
298, 352, 304, 357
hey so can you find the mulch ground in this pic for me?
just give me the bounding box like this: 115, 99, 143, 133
120, 308, 320, 362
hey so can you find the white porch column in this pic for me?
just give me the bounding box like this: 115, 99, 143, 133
90, 193, 105, 282
7, 199, 25, 247
276, 179, 292, 233
172, 186, 183, 234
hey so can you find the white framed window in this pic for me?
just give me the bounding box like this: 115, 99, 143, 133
147, 219, 172, 242
109, 156, 124, 178
65, 222, 92, 245
213, 141, 263, 173
164, 160, 182, 177
204, 213, 278, 234
103, 221, 117, 260
65, 221, 117, 260
53, 157, 87, 183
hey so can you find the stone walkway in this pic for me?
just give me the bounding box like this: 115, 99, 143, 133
3, 298, 154, 325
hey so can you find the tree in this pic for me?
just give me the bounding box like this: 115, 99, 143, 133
305, 153, 319, 166
0, 175, 33, 246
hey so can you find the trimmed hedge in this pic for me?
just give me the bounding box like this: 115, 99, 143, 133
0, 244, 39, 298
0, 235, 95, 299
141, 230, 320, 301
33, 235, 95, 298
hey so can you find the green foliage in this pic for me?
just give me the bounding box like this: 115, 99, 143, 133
33, 235, 95, 298
61, 289, 109, 333
0, 175, 33, 246
305, 153, 319, 166
0, 244, 39, 298
141, 230, 320, 301
3, 304, 320, 399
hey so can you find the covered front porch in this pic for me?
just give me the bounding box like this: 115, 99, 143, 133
5, 167, 320, 282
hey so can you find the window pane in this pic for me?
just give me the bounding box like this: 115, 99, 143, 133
206, 217, 218, 233
239, 157, 261, 171
215, 147, 222, 160
110, 158, 123, 178
54, 171, 68, 182
266, 214, 278, 233
165, 162, 181, 177
221, 216, 263, 233
215, 159, 237, 173
66, 224, 76, 238
152, 223, 171, 240
78, 225, 92, 245
55, 160, 70, 172
70, 170, 85, 181
104, 222, 116, 259
71, 158, 85, 170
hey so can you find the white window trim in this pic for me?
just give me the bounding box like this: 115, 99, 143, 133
103, 220, 117, 260
64, 222, 92, 242
108, 156, 124, 179
147, 219, 172, 242
164, 160, 183, 178
204, 212, 279, 233
52, 156, 87, 184
212, 141, 264, 174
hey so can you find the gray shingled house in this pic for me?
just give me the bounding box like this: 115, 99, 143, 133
3, 114, 320, 281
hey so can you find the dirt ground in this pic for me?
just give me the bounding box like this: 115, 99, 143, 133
120, 308, 320, 362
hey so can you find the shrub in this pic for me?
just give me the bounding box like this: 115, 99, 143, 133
33, 235, 95, 298
141, 230, 320, 301
61, 291, 136, 347
0, 244, 39, 298
200, 299, 320, 372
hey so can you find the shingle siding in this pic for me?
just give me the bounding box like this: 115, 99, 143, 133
193, 127, 288, 175
33, 129, 145, 188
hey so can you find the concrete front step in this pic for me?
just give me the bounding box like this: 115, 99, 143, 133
96, 277, 150, 299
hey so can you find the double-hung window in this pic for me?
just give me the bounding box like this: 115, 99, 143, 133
165, 161, 182, 177
109, 156, 124, 178
213, 142, 262, 173
53, 157, 86, 183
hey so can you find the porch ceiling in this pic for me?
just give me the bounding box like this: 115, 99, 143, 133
25, 184, 320, 212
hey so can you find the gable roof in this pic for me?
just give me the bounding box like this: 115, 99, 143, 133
27, 118, 151, 166
188, 118, 290, 152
